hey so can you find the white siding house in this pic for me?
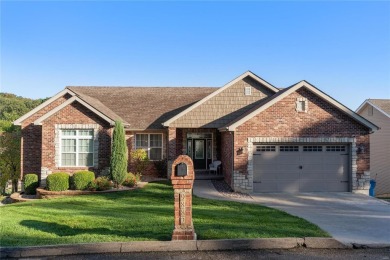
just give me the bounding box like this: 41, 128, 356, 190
357, 99, 390, 196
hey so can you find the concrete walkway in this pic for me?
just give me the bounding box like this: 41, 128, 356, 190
193, 180, 390, 247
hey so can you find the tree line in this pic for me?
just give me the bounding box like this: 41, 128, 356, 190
0, 93, 47, 194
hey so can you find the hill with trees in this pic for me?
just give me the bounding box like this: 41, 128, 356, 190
0, 92, 47, 194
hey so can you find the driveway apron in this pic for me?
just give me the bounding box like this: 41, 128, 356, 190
193, 180, 390, 246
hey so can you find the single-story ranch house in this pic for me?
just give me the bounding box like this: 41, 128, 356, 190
14, 71, 378, 194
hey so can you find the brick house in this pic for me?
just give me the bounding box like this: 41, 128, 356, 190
14, 71, 378, 194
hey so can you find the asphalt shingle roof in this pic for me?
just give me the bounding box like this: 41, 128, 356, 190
369, 99, 390, 116
67, 86, 217, 129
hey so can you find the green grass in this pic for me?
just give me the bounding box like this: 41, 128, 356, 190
0, 181, 329, 247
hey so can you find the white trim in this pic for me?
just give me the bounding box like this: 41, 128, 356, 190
34, 96, 115, 126
59, 129, 94, 167
14, 89, 76, 125
55, 124, 100, 167
162, 71, 279, 127
356, 100, 390, 119
225, 81, 379, 132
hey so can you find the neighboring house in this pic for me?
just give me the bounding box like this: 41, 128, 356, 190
14, 71, 378, 194
356, 99, 390, 195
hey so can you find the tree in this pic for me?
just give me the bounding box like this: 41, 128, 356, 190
110, 121, 128, 187
0, 130, 21, 193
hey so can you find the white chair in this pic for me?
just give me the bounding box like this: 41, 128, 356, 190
209, 161, 222, 175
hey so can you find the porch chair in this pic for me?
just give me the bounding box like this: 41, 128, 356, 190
209, 160, 222, 175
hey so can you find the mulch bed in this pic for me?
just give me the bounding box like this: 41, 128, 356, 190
211, 180, 252, 199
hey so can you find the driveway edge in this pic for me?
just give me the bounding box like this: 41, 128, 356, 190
0, 237, 362, 258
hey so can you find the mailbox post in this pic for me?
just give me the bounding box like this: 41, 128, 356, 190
171, 155, 196, 240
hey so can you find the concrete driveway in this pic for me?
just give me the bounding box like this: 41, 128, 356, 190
193, 181, 390, 247
250, 192, 390, 246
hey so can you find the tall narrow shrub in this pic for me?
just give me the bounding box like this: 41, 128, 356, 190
110, 120, 128, 186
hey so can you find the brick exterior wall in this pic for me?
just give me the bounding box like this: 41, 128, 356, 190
232, 88, 371, 193
126, 130, 167, 177
41, 101, 112, 177
220, 131, 233, 186
21, 94, 72, 178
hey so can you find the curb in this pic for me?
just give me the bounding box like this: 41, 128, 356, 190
0, 238, 350, 258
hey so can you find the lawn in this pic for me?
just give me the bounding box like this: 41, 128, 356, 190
0, 181, 329, 247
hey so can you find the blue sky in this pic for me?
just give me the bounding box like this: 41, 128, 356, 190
1, 1, 389, 110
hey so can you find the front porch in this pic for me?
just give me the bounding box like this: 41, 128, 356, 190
168, 128, 226, 180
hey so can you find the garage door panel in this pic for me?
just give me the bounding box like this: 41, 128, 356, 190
301, 154, 324, 164
277, 171, 300, 180
277, 181, 300, 193
253, 154, 279, 165
253, 144, 349, 193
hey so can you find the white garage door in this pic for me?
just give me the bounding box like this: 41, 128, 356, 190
253, 144, 349, 193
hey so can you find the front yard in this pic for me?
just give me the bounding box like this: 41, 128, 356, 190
0, 181, 329, 247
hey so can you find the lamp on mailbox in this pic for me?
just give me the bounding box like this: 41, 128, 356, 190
175, 163, 187, 177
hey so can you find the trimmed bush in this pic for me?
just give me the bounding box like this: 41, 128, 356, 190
122, 173, 137, 187
93, 176, 113, 191
23, 174, 39, 195
46, 173, 70, 191
110, 121, 128, 186
71, 171, 95, 190
131, 149, 149, 175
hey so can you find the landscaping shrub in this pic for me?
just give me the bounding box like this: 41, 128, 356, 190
122, 172, 138, 187
70, 171, 95, 190
154, 159, 167, 178
110, 121, 128, 186
46, 173, 70, 191
131, 149, 149, 175
23, 174, 39, 195
89, 176, 113, 191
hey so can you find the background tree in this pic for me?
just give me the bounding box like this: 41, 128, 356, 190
0, 93, 47, 194
110, 120, 128, 187
0, 129, 21, 193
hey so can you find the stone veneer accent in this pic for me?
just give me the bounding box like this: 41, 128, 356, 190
232, 137, 370, 194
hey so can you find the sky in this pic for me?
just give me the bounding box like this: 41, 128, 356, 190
1, 1, 389, 110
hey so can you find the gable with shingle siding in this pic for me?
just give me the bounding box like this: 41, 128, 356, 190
169, 77, 276, 128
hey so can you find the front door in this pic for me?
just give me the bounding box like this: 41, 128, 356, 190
193, 139, 206, 169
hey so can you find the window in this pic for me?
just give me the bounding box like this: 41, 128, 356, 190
303, 146, 323, 152
244, 86, 252, 96
326, 145, 346, 152
256, 146, 276, 152
280, 146, 299, 152
60, 129, 94, 166
135, 134, 163, 160
296, 98, 308, 112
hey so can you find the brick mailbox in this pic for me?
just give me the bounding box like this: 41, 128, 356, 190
171, 155, 196, 240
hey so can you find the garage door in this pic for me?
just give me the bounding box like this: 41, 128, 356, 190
253, 144, 349, 193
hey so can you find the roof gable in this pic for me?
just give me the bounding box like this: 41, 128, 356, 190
356, 99, 390, 119
222, 81, 379, 132
33, 96, 117, 126
162, 71, 279, 127
14, 89, 75, 125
